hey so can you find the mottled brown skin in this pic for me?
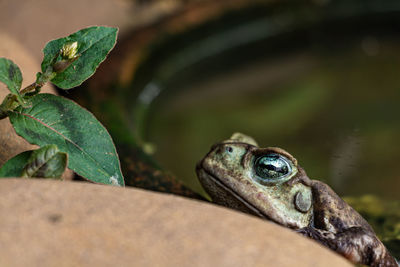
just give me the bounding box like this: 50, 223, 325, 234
196, 135, 398, 267
295, 172, 397, 266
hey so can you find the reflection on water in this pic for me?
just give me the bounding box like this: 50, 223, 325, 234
148, 40, 400, 202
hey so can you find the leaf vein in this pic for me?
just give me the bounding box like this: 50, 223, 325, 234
78, 31, 114, 55
18, 112, 111, 178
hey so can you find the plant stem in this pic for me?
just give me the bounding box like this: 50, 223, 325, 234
0, 94, 19, 120
20, 66, 56, 97
0, 59, 56, 120
0, 73, 48, 120
19, 81, 44, 96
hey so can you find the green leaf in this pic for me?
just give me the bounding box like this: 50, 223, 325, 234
9, 93, 124, 186
0, 145, 67, 178
0, 58, 24, 103
0, 151, 31, 177
22, 144, 67, 178
41, 26, 118, 89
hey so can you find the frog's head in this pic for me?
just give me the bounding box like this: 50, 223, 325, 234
196, 133, 313, 229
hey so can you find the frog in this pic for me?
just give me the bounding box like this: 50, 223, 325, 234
196, 133, 399, 267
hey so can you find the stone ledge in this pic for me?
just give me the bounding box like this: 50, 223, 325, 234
0, 179, 351, 267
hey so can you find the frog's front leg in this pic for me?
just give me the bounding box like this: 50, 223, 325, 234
296, 226, 398, 267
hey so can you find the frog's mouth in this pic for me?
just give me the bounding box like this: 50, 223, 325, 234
196, 162, 272, 221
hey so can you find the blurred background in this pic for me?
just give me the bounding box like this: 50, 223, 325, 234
100, 0, 400, 201
1, 0, 399, 256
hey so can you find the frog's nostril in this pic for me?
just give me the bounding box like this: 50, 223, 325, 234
211, 144, 234, 156
225, 146, 233, 153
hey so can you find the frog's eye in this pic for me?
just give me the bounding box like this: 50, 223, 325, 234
254, 153, 294, 184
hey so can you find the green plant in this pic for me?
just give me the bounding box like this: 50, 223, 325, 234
0, 26, 124, 186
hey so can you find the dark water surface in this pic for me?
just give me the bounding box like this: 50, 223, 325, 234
148, 39, 400, 201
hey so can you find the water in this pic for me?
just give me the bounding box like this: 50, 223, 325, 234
148, 39, 400, 202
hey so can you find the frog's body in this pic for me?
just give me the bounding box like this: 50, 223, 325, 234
196, 133, 398, 267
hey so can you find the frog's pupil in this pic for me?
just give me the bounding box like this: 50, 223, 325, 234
255, 154, 290, 180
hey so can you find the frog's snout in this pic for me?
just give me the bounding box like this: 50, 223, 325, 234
208, 143, 249, 170
214, 143, 234, 156
210, 143, 236, 159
